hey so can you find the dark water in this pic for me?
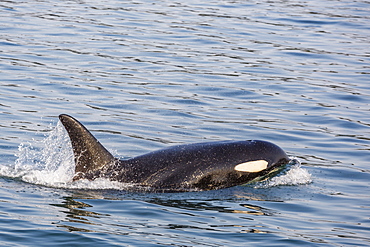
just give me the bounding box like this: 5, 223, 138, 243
1, 0, 369, 246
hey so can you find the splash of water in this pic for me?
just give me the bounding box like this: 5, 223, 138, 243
10, 121, 75, 187
253, 158, 312, 188
0, 121, 136, 190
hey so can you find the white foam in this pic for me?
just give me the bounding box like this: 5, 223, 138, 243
254, 158, 312, 188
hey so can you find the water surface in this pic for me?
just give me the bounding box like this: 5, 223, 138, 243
0, 0, 369, 246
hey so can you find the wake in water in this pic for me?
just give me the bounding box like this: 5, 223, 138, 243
0, 121, 312, 191
252, 158, 312, 189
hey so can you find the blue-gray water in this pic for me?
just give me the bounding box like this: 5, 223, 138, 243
0, 0, 369, 246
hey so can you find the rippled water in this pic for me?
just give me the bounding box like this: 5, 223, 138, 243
1, 0, 369, 246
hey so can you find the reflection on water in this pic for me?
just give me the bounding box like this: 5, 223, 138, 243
50, 193, 279, 235
51, 197, 100, 232
234, 204, 271, 216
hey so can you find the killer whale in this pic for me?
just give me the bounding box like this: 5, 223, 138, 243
59, 114, 290, 191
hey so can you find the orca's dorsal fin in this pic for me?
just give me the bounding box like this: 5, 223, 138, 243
59, 114, 116, 176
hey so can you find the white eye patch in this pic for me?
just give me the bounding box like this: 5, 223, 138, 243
234, 160, 268, 173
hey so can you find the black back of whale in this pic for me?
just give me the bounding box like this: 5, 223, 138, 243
59, 114, 290, 191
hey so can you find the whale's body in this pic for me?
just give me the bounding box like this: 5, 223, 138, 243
59, 114, 290, 191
